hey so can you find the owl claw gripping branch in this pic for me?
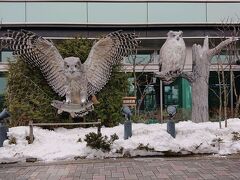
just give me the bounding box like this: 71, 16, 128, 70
1, 30, 138, 117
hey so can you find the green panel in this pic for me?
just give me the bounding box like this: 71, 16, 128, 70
207, 3, 240, 23
26, 2, 87, 23
181, 78, 192, 109
0, 2, 25, 23
88, 3, 147, 24
148, 3, 206, 23
164, 78, 191, 109
0, 76, 7, 94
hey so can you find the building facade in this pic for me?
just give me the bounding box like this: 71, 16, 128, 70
0, 0, 240, 119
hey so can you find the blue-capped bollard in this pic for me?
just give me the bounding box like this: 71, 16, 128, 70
166, 105, 177, 138
124, 120, 132, 140
0, 123, 8, 147
121, 105, 132, 140
167, 119, 176, 138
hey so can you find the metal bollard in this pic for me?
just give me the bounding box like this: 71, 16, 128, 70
166, 105, 177, 138
124, 120, 132, 140
0, 123, 8, 147
167, 119, 176, 138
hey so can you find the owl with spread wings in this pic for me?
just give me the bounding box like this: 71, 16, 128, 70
1, 30, 138, 117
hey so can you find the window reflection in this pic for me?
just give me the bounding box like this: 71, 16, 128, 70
1, 51, 14, 63
164, 84, 179, 107
144, 85, 156, 111
124, 50, 157, 65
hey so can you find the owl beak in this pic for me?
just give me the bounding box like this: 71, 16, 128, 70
176, 37, 180, 41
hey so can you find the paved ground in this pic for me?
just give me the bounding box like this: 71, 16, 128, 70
0, 156, 240, 180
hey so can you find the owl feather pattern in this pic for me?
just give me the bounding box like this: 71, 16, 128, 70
1, 30, 138, 117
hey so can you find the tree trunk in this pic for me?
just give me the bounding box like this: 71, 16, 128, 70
217, 64, 222, 129
191, 38, 210, 123
187, 36, 236, 123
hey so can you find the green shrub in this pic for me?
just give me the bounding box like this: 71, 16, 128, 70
116, 147, 124, 154
110, 133, 119, 143
0, 93, 5, 111
8, 136, 17, 145
84, 132, 119, 152
6, 60, 66, 126
136, 143, 154, 151
232, 132, 240, 141
93, 67, 129, 127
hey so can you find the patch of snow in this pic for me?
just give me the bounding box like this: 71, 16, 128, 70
0, 118, 240, 163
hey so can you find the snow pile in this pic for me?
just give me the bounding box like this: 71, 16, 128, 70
0, 118, 240, 162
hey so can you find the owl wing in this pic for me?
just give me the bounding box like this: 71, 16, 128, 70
2, 30, 67, 97
84, 31, 138, 96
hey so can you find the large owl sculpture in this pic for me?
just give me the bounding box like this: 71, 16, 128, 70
155, 31, 186, 84
1, 30, 138, 117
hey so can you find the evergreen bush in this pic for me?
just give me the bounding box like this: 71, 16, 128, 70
6, 60, 65, 126
84, 132, 119, 152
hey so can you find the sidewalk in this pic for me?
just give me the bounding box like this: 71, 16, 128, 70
0, 155, 240, 180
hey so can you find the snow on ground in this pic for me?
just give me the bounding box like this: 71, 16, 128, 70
0, 118, 240, 163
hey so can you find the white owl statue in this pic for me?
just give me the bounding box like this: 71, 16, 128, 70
155, 30, 186, 84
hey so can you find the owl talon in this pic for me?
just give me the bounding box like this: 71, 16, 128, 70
70, 112, 76, 118
57, 109, 63, 114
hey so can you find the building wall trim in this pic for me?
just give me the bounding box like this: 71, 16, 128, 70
0, 0, 239, 3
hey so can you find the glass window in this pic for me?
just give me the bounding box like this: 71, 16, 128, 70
163, 78, 192, 109
144, 85, 156, 111
163, 78, 192, 120
1, 51, 14, 63
88, 3, 147, 24
207, 3, 240, 23
164, 84, 179, 107
127, 78, 135, 96
0, 74, 7, 95
0, 2, 25, 23
124, 50, 155, 64
211, 51, 240, 65
26, 2, 87, 23
125, 55, 152, 65
148, 3, 206, 23
208, 71, 231, 120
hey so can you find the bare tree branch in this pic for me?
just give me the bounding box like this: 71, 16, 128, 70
208, 37, 238, 57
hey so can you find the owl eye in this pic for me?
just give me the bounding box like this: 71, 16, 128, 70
173, 34, 176, 37
66, 65, 69, 68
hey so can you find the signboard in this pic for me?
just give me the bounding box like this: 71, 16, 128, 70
123, 96, 136, 107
